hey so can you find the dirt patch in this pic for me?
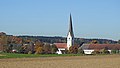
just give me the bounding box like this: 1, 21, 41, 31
0, 55, 120, 68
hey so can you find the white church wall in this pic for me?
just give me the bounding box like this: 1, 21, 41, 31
67, 32, 73, 50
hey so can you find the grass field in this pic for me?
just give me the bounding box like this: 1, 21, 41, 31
0, 54, 120, 68
0, 53, 82, 59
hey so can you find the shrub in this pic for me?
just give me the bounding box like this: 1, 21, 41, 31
77, 48, 84, 54
92, 50, 100, 55
100, 49, 110, 54
69, 45, 79, 54
111, 50, 119, 54
28, 51, 32, 54
35, 47, 43, 54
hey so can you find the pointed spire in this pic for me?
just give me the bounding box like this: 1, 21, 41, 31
68, 13, 74, 37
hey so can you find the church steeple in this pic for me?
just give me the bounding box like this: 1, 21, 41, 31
69, 14, 74, 37
67, 14, 74, 50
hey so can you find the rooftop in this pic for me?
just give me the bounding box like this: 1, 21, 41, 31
54, 43, 67, 49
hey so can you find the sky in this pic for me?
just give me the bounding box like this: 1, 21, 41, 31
0, 0, 120, 41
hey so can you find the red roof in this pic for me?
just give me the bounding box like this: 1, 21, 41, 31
54, 43, 67, 49
88, 44, 120, 50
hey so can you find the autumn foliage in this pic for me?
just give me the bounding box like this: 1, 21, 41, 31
0, 32, 58, 54
69, 45, 79, 54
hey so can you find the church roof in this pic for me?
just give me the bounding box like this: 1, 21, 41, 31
68, 14, 74, 37
54, 43, 67, 49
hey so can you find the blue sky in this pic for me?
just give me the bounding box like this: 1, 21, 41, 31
0, 0, 120, 40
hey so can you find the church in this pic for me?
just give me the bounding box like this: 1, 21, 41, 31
54, 14, 74, 54
55, 14, 120, 55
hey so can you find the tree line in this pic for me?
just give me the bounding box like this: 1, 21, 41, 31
0, 32, 58, 54
0, 32, 119, 54
18, 36, 118, 44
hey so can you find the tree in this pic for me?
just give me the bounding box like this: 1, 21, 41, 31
51, 44, 58, 54
0, 33, 8, 52
118, 40, 120, 44
35, 47, 43, 54
19, 44, 28, 54
100, 48, 110, 54
34, 41, 44, 54
91, 40, 99, 44
43, 43, 51, 54
92, 50, 100, 55
6, 44, 13, 53
69, 45, 79, 54
77, 47, 84, 54
19, 45, 25, 53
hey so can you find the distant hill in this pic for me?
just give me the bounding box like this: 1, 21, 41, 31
18, 36, 118, 44
0, 32, 117, 45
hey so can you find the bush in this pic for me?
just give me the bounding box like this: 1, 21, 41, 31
77, 48, 84, 54
111, 50, 119, 54
35, 47, 43, 54
100, 49, 110, 54
92, 50, 100, 55
28, 51, 32, 54
69, 45, 78, 54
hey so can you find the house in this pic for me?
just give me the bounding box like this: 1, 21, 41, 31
81, 44, 120, 54
54, 43, 67, 54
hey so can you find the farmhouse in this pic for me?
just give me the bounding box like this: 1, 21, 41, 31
81, 44, 120, 54
54, 43, 67, 54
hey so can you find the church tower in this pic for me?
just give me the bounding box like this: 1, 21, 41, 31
67, 14, 74, 50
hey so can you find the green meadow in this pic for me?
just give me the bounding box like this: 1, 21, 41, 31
0, 53, 82, 59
